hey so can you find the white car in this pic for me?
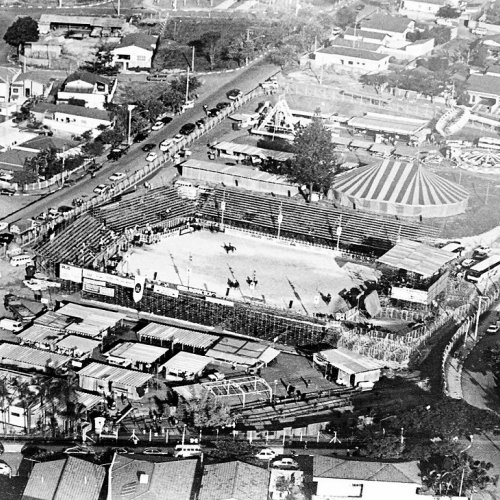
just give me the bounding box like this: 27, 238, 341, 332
0, 462, 11, 476
160, 139, 174, 152
487, 324, 499, 335
173, 134, 184, 143
461, 258, 476, 268
255, 448, 277, 461
64, 445, 95, 455
109, 172, 126, 182
207, 370, 225, 381
272, 457, 299, 469
146, 152, 158, 162
151, 120, 165, 131
93, 184, 110, 195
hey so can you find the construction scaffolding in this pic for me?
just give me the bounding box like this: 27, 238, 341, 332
202, 376, 272, 408
251, 98, 297, 140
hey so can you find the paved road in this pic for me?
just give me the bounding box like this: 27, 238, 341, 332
2, 62, 278, 225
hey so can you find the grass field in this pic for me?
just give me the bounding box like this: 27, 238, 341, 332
120, 230, 374, 315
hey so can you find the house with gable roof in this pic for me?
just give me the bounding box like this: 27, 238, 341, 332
56, 71, 117, 109
312, 455, 422, 500
360, 14, 415, 42
21, 456, 106, 500
0, 66, 21, 102
111, 33, 159, 70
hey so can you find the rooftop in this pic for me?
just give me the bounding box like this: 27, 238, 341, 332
110, 456, 198, 500
116, 33, 158, 51
377, 239, 456, 277
32, 102, 111, 121
466, 74, 500, 97
78, 362, 153, 388
206, 337, 280, 367
0, 343, 71, 369
138, 323, 219, 350
105, 341, 167, 364
313, 455, 421, 484
329, 38, 384, 52
0, 66, 20, 84
0, 148, 35, 171
315, 347, 383, 374
56, 335, 100, 355
362, 14, 414, 33
199, 461, 270, 500
317, 45, 389, 61
64, 71, 112, 87
12, 70, 58, 85
344, 28, 388, 40
39, 14, 125, 29
160, 351, 213, 375
21, 456, 106, 500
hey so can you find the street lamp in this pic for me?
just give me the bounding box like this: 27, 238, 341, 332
127, 104, 136, 146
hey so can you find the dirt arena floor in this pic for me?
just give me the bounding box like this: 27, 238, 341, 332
120, 229, 374, 316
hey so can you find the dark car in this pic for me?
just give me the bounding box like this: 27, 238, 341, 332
134, 130, 150, 143
142, 143, 156, 152
0, 188, 15, 196
179, 123, 196, 135
58, 205, 73, 214
196, 118, 207, 128
227, 88, 242, 100
0, 233, 15, 244
216, 102, 231, 110
161, 116, 173, 124
207, 108, 220, 117
107, 148, 123, 161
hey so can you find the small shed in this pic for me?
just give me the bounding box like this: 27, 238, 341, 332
104, 342, 168, 372
313, 348, 382, 389
159, 352, 212, 381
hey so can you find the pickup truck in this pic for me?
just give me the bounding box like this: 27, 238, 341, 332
4, 295, 36, 323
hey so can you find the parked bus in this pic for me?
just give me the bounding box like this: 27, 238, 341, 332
466, 255, 500, 283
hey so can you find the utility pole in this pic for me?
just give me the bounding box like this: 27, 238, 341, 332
185, 65, 190, 105
191, 46, 195, 72
117, 0, 121, 16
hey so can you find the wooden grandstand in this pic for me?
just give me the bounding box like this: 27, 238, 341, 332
34, 214, 125, 272
91, 186, 195, 232
201, 187, 439, 254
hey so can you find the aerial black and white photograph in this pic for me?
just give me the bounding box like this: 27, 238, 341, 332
0, 0, 499, 498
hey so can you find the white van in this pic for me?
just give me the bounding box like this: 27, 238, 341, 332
0, 318, 23, 332
10, 254, 34, 267
174, 444, 202, 458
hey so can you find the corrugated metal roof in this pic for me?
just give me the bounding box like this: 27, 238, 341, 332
206, 338, 279, 367
316, 348, 382, 374
34, 311, 74, 330
18, 325, 66, 344
39, 14, 124, 29
138, 323, 218, 350
212, 141, 293, 162
347, 113, 428, 135
78, 362, 152, 388
160, 352, 212, 375
0, 343, 70, 369
76, 390, 102, 409
56, 335, 100, 354
377, 239, 455, 278
106, 342, 167, 364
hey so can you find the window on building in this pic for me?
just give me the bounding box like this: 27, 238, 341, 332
348, 61, 353, 65
11, 412, 20, 417
137, 55, 146, 61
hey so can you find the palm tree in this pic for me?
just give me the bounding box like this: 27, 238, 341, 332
47, 368, 80, 436
11, 378, 36, 433
30, 375, 49, 432
0, 378, 13, 434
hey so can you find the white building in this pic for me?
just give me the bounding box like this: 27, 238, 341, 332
361, 14, 415, 42
466, 73, 500, 112
111, 33, 158, 71
0, 67, 21, 102
104, 342, 168, 371
311, 46, 391, 73
312, 455, 422, 500
31, 102, 113, 136
399, 0, 454, 20
57, 71, 117, 109
10, 71, 55, 105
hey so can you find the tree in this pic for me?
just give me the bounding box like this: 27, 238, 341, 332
0, 379, 13, 433
268, 46, 299, 70
177, 393, 232, 429
3, 17, 39, 53
335, 7, 357, 29
275, 475, 305, 500
80, 42, 118, 75
47, 369, 80, 435
437, 5, 461, 18
170, 75, 202, 99
200, 31, 224, 70
82, 140, 105, 158
420, 451, 495, 496
359, 73, 389, 94
359, 433, 404, 459
283, 114, 340, 201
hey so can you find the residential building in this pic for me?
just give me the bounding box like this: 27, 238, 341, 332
56, 71, 117, 109
77, 362, 153, 400
21, 456, 106, 500
199, 461, 270, 500
344, 28, 390, 45
109, 455, 199, 500
0, 66, 21, 102
312, 455, 422, 500
466, 73, 500, 112
399, 0, 457, 20
20, 40, 63, 69
10, 71, 56, 104
310, 46, 391, 73
111, 33, 159, 70
360, 14, 415, 42
31, 102, 113, 136
38, 14, 125, 37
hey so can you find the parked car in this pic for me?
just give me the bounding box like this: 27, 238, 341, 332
143, 447, 170, 455
173, 134, 184, 143
161, 116, 173, 124
181, 100, 195, 111
94, 184, 111, 195
107, 148, 124, 161
473, 246, 491, 258
112, 447, 134, 454
487, 324, 499, 335
58, 205, 73, 213
227, 88, 242, 100
142, 143, 156, 152
272, 457, 299, 469
255, 449, 277, 460
64, 445, 95, 455
134, 130, 150, 143
179, 123, 196, 135
196, 118, 207, 128
261, 78, 279, 90
0, 318, 23, 332
207, 108, 220, 117
461, 258, 476, 268
160, 139, 175, 152
152, 120, 165, 131
0, 188, 15, 196
146, 152, 158, 162
216, 102, 231, 110
0, 463, 11, 476
0, 233, 15, 245
109, 172, 126, 182
207, 370, 225, 381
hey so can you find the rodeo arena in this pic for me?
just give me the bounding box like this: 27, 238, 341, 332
2, 80, 500, 445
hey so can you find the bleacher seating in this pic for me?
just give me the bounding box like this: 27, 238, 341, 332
34, 214, 120, 267
201, 187, 439, 254
92, 186, 195, 232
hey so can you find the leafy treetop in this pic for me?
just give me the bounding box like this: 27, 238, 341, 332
3, 17, 39, 50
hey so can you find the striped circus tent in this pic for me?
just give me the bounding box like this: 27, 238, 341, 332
331, 159, 468, 218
